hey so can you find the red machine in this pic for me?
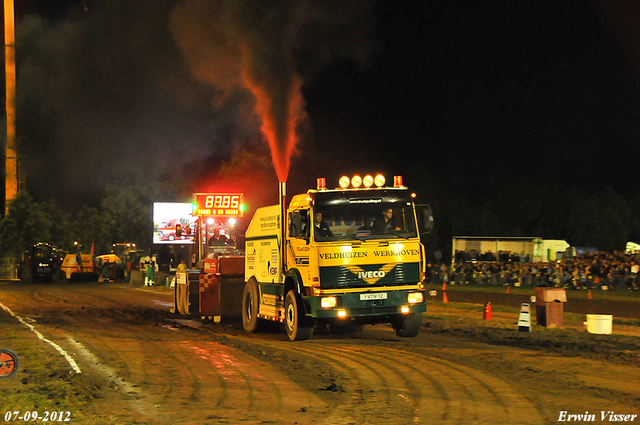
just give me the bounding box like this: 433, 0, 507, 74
173, 192, 245, 322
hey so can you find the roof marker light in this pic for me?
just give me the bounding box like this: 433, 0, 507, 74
339, 176, 350, 189
317, 177, 326, 190
374, 174, 386, 187
351, 175, 362, 188
363, 175, 374, 188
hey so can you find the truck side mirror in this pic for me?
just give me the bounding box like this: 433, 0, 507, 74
289, 211, 311, 241
417, 204, 434, 235
302, 213, 310, 239
289, 212, 302, 237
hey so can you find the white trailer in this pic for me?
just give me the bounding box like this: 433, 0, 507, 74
452, 236, 569, 263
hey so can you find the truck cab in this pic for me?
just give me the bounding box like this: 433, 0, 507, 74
243, 175, 429, 340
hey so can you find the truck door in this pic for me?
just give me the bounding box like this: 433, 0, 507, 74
287, 209, 311, 283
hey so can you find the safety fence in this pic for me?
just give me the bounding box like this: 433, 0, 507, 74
0, 257, 18, 280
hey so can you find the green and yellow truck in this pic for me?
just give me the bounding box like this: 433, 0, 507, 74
243, 174, 431, 341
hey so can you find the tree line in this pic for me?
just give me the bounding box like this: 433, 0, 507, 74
0, 150, 278, 260
1, 149, 638, 263
0, 183, 155, 259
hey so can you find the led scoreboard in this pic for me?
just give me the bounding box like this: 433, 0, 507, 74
193, 193, 244, 217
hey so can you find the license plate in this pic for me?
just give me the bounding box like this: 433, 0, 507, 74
360, 292, 387, 300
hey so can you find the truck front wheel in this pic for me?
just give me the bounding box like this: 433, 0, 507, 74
392, 313, 422, 337
284, 290, 313, 341
242, 279, 265, 333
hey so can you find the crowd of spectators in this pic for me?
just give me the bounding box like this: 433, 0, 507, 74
429, 250, 640, 291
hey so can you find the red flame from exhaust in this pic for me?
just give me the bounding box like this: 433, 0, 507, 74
242, 67, 303, 183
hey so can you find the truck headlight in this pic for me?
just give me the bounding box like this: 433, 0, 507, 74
321, 296, 337, 308
407, 292, 424, 304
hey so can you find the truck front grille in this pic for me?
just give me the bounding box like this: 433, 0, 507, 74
319, 262, 420, 288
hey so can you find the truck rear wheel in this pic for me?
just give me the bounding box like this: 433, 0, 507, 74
284, 290, 313, 341
242, 279, 266, 333
392, 313, 422, 337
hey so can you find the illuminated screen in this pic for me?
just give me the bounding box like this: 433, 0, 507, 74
193, 193, 244, 217
153, 203, 196, 245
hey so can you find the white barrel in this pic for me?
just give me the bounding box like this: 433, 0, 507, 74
585, 314, 613, 334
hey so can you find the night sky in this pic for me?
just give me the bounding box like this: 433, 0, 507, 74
7, 0, 640, 207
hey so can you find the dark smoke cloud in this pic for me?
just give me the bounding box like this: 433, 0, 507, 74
170, 0, 378, 181
15, 0, 377, 204
169, 0, 376, 99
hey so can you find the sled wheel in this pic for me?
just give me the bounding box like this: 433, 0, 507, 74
0, 349, 19, 378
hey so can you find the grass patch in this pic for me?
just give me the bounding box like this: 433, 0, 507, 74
614, 318, 640, 327
0, 320, 119, 424
421, 311, 640, 366
424, 283, 640, 301
427, 300, 524, 315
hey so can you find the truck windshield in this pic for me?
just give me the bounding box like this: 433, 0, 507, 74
34, 246, 52, 259
314, 202, 417, 241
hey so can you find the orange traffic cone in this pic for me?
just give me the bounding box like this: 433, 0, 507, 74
442, 282, 446, 291
506, 285, 511, 294
483, 302, 491, 321
588, 289, 592, 300
443, 291, 449, 303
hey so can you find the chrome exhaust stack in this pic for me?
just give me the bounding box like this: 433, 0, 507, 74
279, 181, 287, 274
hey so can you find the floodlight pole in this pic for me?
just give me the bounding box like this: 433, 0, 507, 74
4, 0, 17, 213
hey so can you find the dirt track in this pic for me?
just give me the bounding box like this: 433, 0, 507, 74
1, 281, 639, 424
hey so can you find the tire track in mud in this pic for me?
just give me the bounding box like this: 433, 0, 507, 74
27, 284, 172, 337
37, 321, 331, 424
230, 337, 544, 425
0, 283, 542, 423
2, 284, 331, 424
93, 337, 331, 424
240, 341, 431, 425
369, 345, 541, 424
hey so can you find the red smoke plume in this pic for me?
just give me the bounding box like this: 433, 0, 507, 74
236, 4, 307, 184
242, 70, 304, 183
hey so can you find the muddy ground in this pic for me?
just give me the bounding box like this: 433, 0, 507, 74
1, 281, 639, 424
